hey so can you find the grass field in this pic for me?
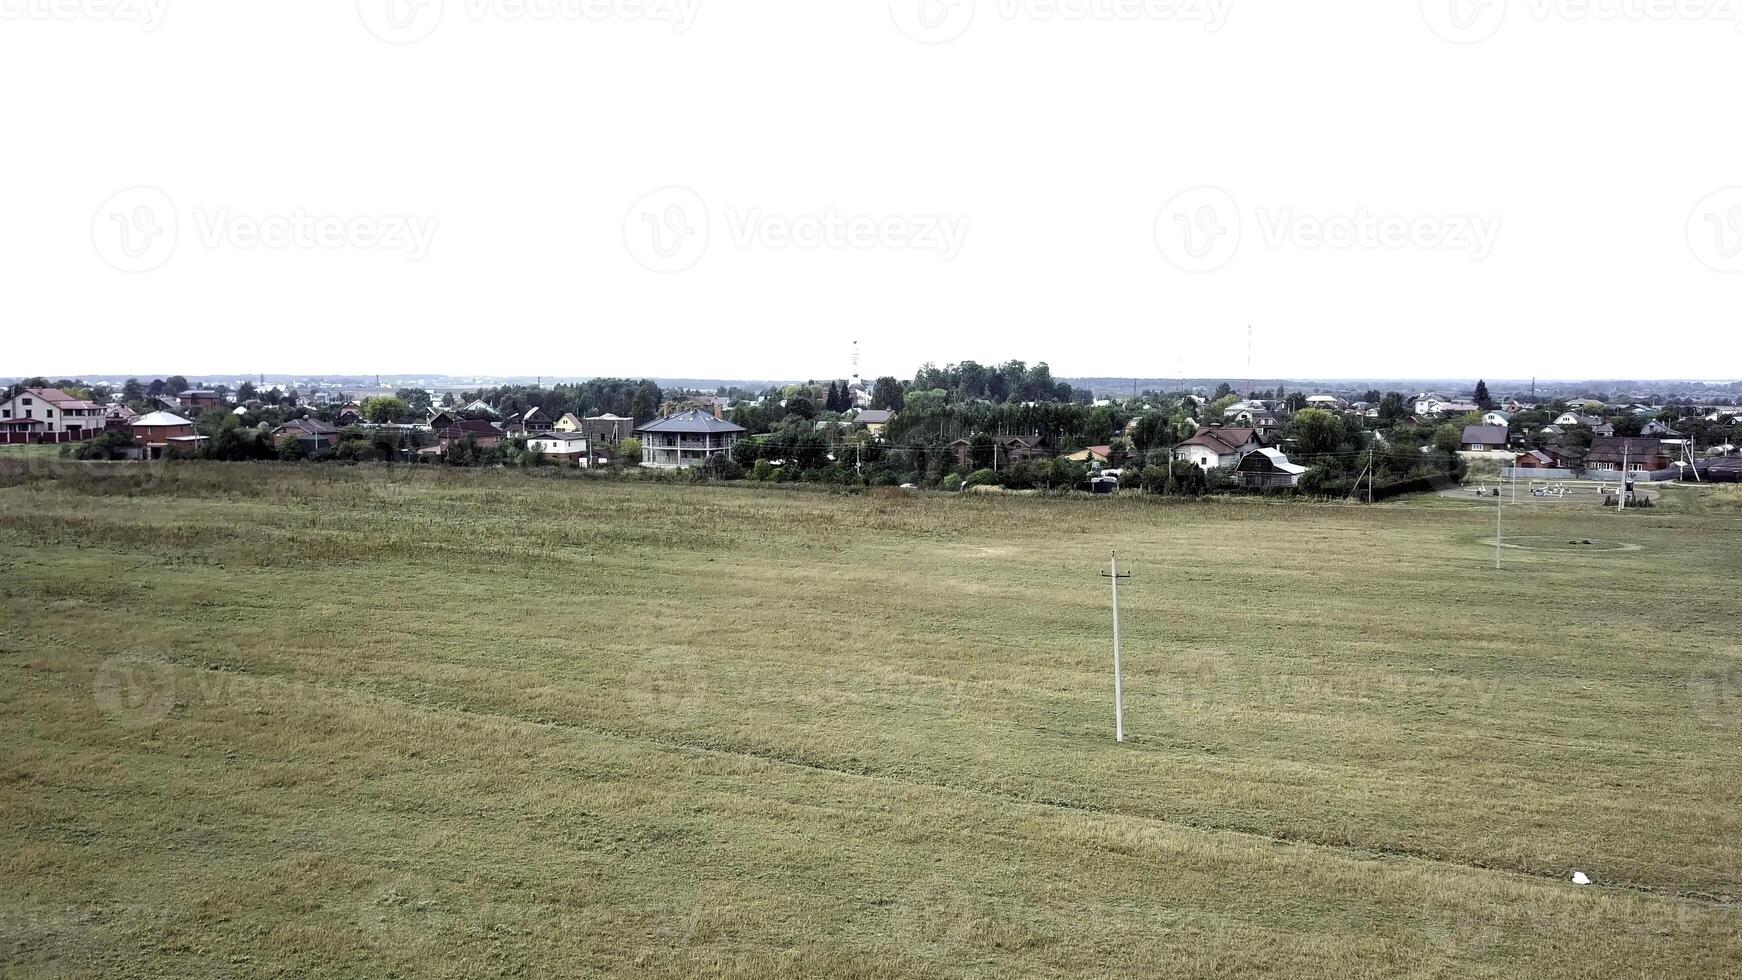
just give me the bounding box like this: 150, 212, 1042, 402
2, 462, 1740, 978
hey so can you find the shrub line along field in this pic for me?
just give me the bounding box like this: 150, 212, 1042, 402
2, 462, 1739, 978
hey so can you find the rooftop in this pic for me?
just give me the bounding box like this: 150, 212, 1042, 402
637, 410, 747, 435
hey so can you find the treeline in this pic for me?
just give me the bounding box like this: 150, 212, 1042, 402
863, 360, 1086, 412
458, 379, 661, 422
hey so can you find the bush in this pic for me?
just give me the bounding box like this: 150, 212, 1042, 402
941, 473, 963, 492
963, 469, 999, 489
71, 430, 136, 461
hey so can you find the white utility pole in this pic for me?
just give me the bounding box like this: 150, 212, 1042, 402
1495, 467, 1504, 571
1101, 552, 1132, 743
1620, 445, 1629, 511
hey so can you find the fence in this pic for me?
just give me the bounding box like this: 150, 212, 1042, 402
1501, 467, 1579, 480
0, 429, 102, 446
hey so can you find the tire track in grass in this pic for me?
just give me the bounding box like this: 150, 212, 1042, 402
111, 655, 1742, 912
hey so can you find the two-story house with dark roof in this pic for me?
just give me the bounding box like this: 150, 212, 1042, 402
636, 410, 746, 468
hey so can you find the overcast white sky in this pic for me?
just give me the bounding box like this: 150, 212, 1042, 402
4, 0, 1740, 383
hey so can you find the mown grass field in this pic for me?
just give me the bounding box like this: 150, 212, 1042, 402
2, 462, 1740, 978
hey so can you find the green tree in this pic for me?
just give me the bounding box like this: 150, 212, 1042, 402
395, 388, 433, 413
362, 397, 409, 424
616, 438, 642, 465
1474, 380, 1492, 411
871, 377, 906, 411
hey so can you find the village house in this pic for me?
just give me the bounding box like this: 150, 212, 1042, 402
554, 413, 584, 432
1584, 437, 1677, 480
1064, 445, 1115, 467
0, 388, 106, 438
636, 410, 746, 468
949, 433, 1053, 469
1481, 411, 1512, 427
1173, 427, 1265, 470
582, 414, 637, 448
519, 406, 555, 434
1234, 448, 1308, 488
1459, 425, 1510, 453
181, 390, 223, 409
852, 409, 895, 437
273, 419, 340, 453
435, 419, 502, 450
130, 411, 204, 459
527, 431, 592, 466
1554, 412, 1603, 427
104, 404, 140, 428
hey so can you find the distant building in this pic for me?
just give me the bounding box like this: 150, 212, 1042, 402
1234, 448, 1308, 488
435, 419, 502, 450
1459, 425, 1510, 452
1065, 445, 1115, 466
0, 388, 105, 436
583, 414, 637, 448
527, 431, 593, 466
273, 419, 340, 453
853, 409, 895, 437
1585, 437, 1675, 479
1173, 427, 1265, 470
181, 390, 223, 409
130, 411, 203, 459
949, 433, 1052, 469
636, 410, 746, 468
